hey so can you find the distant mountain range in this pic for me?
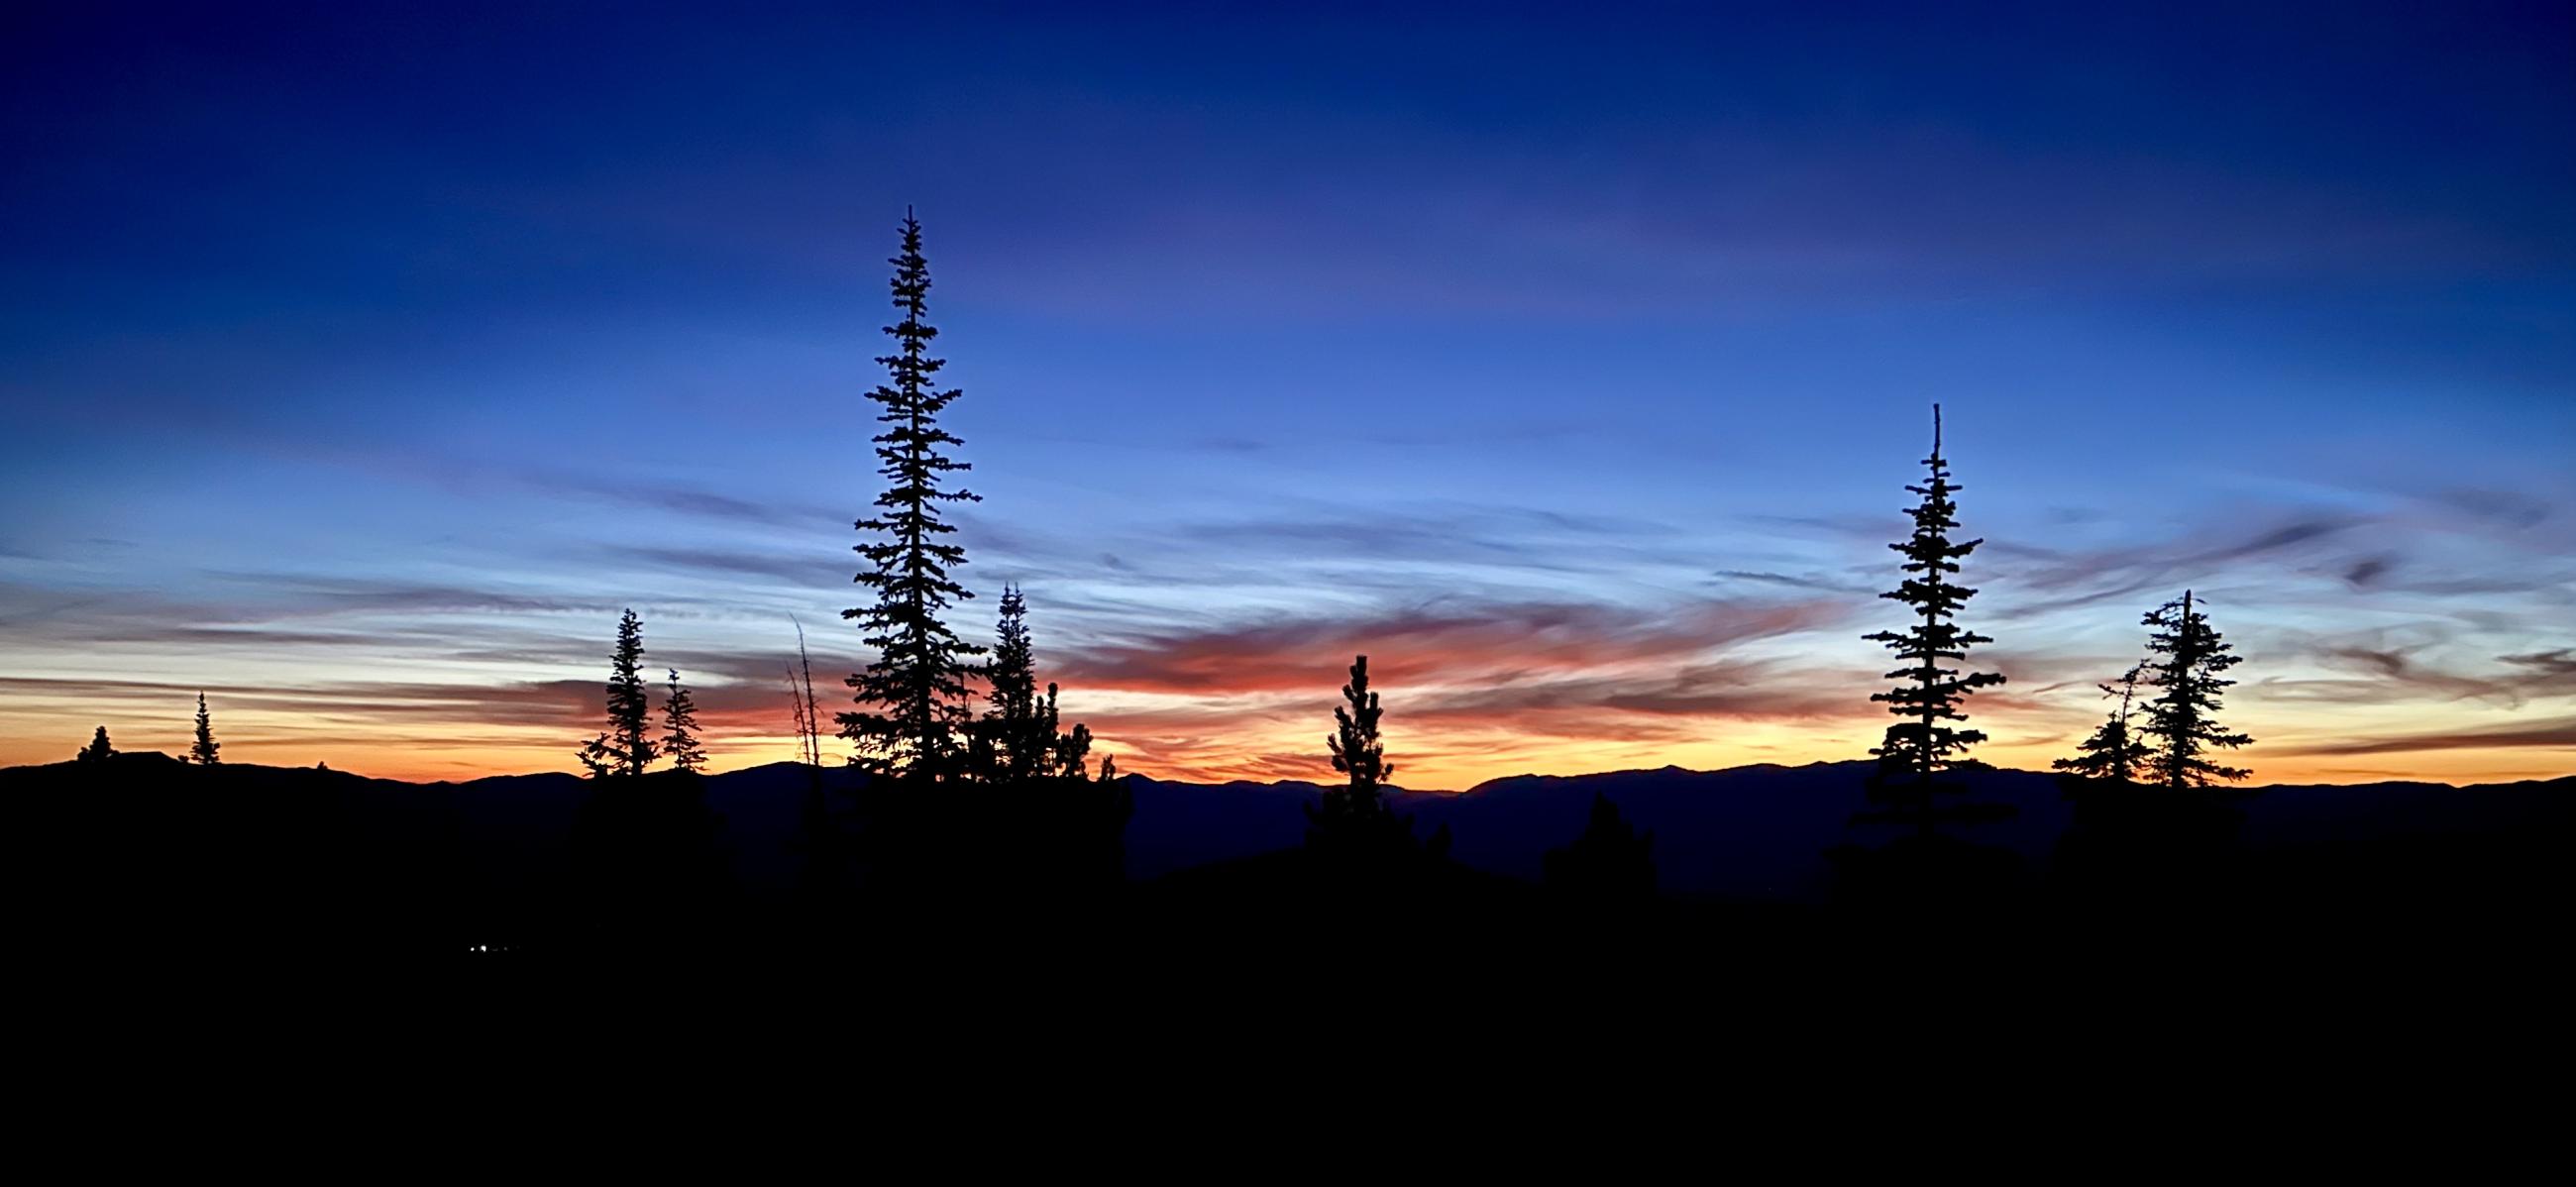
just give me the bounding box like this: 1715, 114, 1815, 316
11, 753, 2565, 907
1139, 761, 2576, 901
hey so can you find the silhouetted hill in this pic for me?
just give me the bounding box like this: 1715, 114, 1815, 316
1138, 760, 2570, 901
4, 753, 2565, 955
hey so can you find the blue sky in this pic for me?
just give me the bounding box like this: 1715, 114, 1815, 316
3, 1, 2571, 784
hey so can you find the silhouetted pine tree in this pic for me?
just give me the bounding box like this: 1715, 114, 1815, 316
1097, 754, 1119, 783
2055, 663, 2145, 783
1862, 404, 2007, 829
1330, 656, 1392, 790
2138, 590, 2253, 787
1307, 654, 1409, 852
980, 586, 1051, 781
77, 726, 115, 763
662, 668, 706, 774
1545, 793, 1658, 902
840, 209, 983, 782
1053, 715, 1093, 779
189, 693, 220, 765
579, 608, 657, 778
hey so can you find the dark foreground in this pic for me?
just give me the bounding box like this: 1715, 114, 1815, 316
5, 753, 2567, 995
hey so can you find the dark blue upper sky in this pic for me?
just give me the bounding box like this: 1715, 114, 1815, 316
3, 1, 2571, 783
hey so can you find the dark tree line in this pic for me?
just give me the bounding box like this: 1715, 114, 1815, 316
508, 214, 2266, 929
60, 217, 2265, 855
49, 209, 2266, 924
535, 216, 2254, 827
33, 209, 2358, 960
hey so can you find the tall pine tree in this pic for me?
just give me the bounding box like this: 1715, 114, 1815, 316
579, 608, 657, 778
1863, 404, 2006, 829
2137, 590, 2253, 787
77, 726, 115, 763
190, 693, 220, 765
840, 209, 983, 783
662, 668, 707, 774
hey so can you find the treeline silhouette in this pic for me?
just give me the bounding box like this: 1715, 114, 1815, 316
14, 210, 2561, 969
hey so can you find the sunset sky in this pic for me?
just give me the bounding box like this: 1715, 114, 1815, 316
3, 1, 2571, 788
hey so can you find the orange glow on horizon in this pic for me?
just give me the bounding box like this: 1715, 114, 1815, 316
2, 706, 2562, 790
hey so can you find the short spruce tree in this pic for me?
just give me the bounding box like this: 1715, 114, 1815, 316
2137, 590, 2254, 788
1307, 654, 1410, 854
2055, 664, 2145, 784
980, 586, 1052, 782
190, 693, 221, 765
662, 668, 707, 774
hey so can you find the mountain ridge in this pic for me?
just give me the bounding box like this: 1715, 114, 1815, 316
10, 751, 2565, 905
11, 750, 2563, 797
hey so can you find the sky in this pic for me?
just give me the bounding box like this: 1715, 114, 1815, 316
2, 0, 2571, 788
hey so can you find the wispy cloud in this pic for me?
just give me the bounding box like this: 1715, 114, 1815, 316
1985, 514, 2368, 619
2263, 645, 2576, 710
2276, 715, 2576, 757
1059, 597, 1847, 696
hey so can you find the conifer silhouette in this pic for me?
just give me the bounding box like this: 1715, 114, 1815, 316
1330, 655, 1392, 791
1039, 682, 1065, 768
980, 586, 1051, 781
189, 693, 220, 765
2054, 663, 2144, 783
2138, 590, 2253, 787
1545, 793, 1658, 902
1053, 715, 1093, 779
1307, 654, 1408, 851
77, 726, 115, 763
579, 608, 656, 778
840, 209, 983, 782
1097, 754, 1119, 784
662, 668, 706, 774
1862, 404, 2006, 829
